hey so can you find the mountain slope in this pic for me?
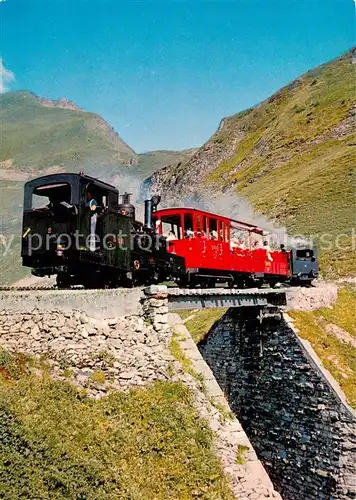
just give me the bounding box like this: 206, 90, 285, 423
148, 48, 356, 278
0, 91, 137, 175
137, 149, 197, 179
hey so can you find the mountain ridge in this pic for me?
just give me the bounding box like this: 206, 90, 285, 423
0, 90, 137, 175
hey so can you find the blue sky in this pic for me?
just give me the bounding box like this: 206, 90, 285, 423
1, 0, 354, 153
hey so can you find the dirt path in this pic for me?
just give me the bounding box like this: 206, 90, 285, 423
12, 275, 55, 288
286, 282, 338, 311
325, 323, 356, 348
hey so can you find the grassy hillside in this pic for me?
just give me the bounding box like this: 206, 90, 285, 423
137, 149, 197, 179
0, 91, 136, 173
149, 48, 355, 278
290, 286, 356, 407
0, 181, 25, 285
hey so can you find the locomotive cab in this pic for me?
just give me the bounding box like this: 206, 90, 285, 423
22, 173, 131, 287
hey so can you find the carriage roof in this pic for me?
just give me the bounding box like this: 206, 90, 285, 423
154, 207, 265, 235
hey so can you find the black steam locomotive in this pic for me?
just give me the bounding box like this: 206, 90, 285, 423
21, 172, 185, 288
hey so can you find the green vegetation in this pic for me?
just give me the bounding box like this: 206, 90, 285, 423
170, 329, 234, 424
289, 286, 356, 407
236, 445, 250, 465
316, 286, 356, 336
0, 180, 28, 285
137, 149, 196, 179
181, 309, 228, 344
0, 348, 233, 499
169, 332, 206, 388
176, 309, 197, 321
89, 370, 106, 385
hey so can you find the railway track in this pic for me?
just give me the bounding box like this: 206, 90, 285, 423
0, 285, 82, 292
0, 284, 295, 294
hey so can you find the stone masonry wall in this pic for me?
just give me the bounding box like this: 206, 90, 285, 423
0, 287, 171, 397
199, 308, 356, 500
0, 311, 171, 397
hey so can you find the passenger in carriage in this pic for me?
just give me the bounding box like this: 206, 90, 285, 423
210, 230, 218, 240
263, 240, 273, 262
166, 230, 176, 241
230, 238, 239, 250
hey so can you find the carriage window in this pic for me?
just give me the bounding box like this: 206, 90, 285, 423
32, 183, 71, 209
160, 215, 182, 239
209, 218, 218, 240
231, 227, 248, 248
184, 214, 194, 238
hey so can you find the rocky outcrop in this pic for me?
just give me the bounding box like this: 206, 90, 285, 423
285, 282, 338, 311
36, 95, 83, 111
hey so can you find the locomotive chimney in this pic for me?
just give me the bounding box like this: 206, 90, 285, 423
144, 195, 161, 229
144, 199, 153, 228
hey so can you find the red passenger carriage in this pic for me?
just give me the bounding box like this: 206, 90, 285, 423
153, 207, 290, 287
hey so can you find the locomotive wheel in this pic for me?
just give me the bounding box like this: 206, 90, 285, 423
56, 272, 72, 289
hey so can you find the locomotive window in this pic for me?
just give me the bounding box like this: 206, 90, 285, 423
86, 183, 109, 208
32, 183, 71, 209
